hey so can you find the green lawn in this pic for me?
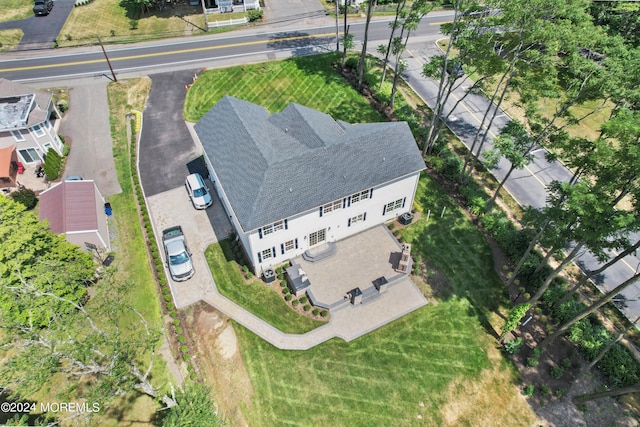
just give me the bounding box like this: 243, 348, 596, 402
184, 53, 384, 123
0, 0, 32, 22
235, 169, 526, 425
0, 29, 23, 52
206, 240, 325, 334
59, 0, 207, 47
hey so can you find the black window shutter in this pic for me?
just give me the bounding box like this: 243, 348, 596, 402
257, 252, 262, 263
295, 238, 298, 249
284, 219, 288, 230
383, 204, 387, 215
347, 196, 351, 207
342, 198, 346, 208
348, 218, 351, 227
258, 228, 263, 239
369, 188, 373, 199
281, 244, 285, 255
363, 212, 367, 221
319, 206, 323, 217
272, 247, 276, 258
402, 197, 406, 208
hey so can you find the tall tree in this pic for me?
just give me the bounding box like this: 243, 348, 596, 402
1, 272, 178, 421
0, 196, 94, 329
388, 0, 435, 108
573, 382, 640, 406
357, 0, 376, 91
538, 271, 640, 352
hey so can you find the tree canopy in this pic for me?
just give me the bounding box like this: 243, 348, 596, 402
0, 196, 94, 329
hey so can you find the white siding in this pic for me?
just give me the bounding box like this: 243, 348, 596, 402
245, 172, 421, 273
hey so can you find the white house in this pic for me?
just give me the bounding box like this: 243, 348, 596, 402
194, 96, 426, 274
0, 78, 64, 168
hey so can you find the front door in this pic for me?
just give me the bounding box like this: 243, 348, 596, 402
309, 228, 326, 247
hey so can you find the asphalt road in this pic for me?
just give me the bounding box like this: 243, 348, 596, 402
0, 0, 76, 50
2, 10, 638, 324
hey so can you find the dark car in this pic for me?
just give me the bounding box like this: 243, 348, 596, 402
447, 62, 464, 79
33, 0, 54, 16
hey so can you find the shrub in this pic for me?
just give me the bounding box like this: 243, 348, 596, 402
285, 294, 292, 301
177, 335, 186, 343
173, 319, 180, 327
247, 9, 263, 21
129, 19, 139, 30
62, 144, 70, 156
247, 272, 253, 279
345, 56, 358, 71
313, 308, 320, 316
175, 327, 183, 335
280, 280, 287, 287
292, 299, 300, 306
561, 358, 572, 369
164, 294, 172, 302
599, 343, 640, 387
277, 273, 284, 280
550, 365, 564, 379
555, 389, 564, 398
180, 345, 188, 353
504, 337, 523, 355
303, 304, 311, 311
282, 287, 289, 295
242, 265, 249, 273
526, 357, 539, 368
43, 148, 62, 180
320, 310, 328, 317
190, 372, 197, 381
57, 100, 68, 113
522, 385, 535, 396
169, 310, 177, 318
183, 354, 191, 362
9, 188, 37, 210
539, 384, 551, 396
299, 296, 308, 304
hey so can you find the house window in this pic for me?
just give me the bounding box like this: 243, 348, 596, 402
262, 248, 273, 260
18, 148, 41, 164
262, 220, 284, 236
284, 240, 295, 252
11, 130, 25, 142
309, 228, 326, 246
45, 120, 52, 131
351, 213, 365, 224
31, 124, 45, 138
322, 200, 342, 215
385, 198, 405, 214
350, 189, 370, 204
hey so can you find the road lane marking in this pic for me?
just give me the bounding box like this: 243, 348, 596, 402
406, 48, 547, 189
0, 32, 338, 73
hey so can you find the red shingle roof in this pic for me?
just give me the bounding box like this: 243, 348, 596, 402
39, 181, 99, 233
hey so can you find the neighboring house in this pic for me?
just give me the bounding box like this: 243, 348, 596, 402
39, 180, 111, 252
0, 78, 64, 168
194, 96, 426, 274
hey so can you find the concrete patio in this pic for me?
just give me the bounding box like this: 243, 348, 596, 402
295, 225, 410, 309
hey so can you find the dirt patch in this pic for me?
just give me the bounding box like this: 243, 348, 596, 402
186, 302, 253, 426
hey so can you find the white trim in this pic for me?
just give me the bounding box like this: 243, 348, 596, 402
11, 130, 25, 141
17, 147, 41, 164
31, 124, 45, 138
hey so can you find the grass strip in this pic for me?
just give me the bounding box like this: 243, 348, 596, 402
206, 240, 324, 334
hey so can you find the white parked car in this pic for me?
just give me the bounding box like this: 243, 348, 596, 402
185, 173, 213, 209
162, 226, 194, 282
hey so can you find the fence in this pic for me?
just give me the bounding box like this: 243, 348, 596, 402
207, 17, 249, 27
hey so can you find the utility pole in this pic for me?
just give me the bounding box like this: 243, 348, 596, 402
335, 0, 340, 52
97, 35, 117, 82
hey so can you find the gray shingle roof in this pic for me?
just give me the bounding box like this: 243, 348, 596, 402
195, 96, 426, 232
